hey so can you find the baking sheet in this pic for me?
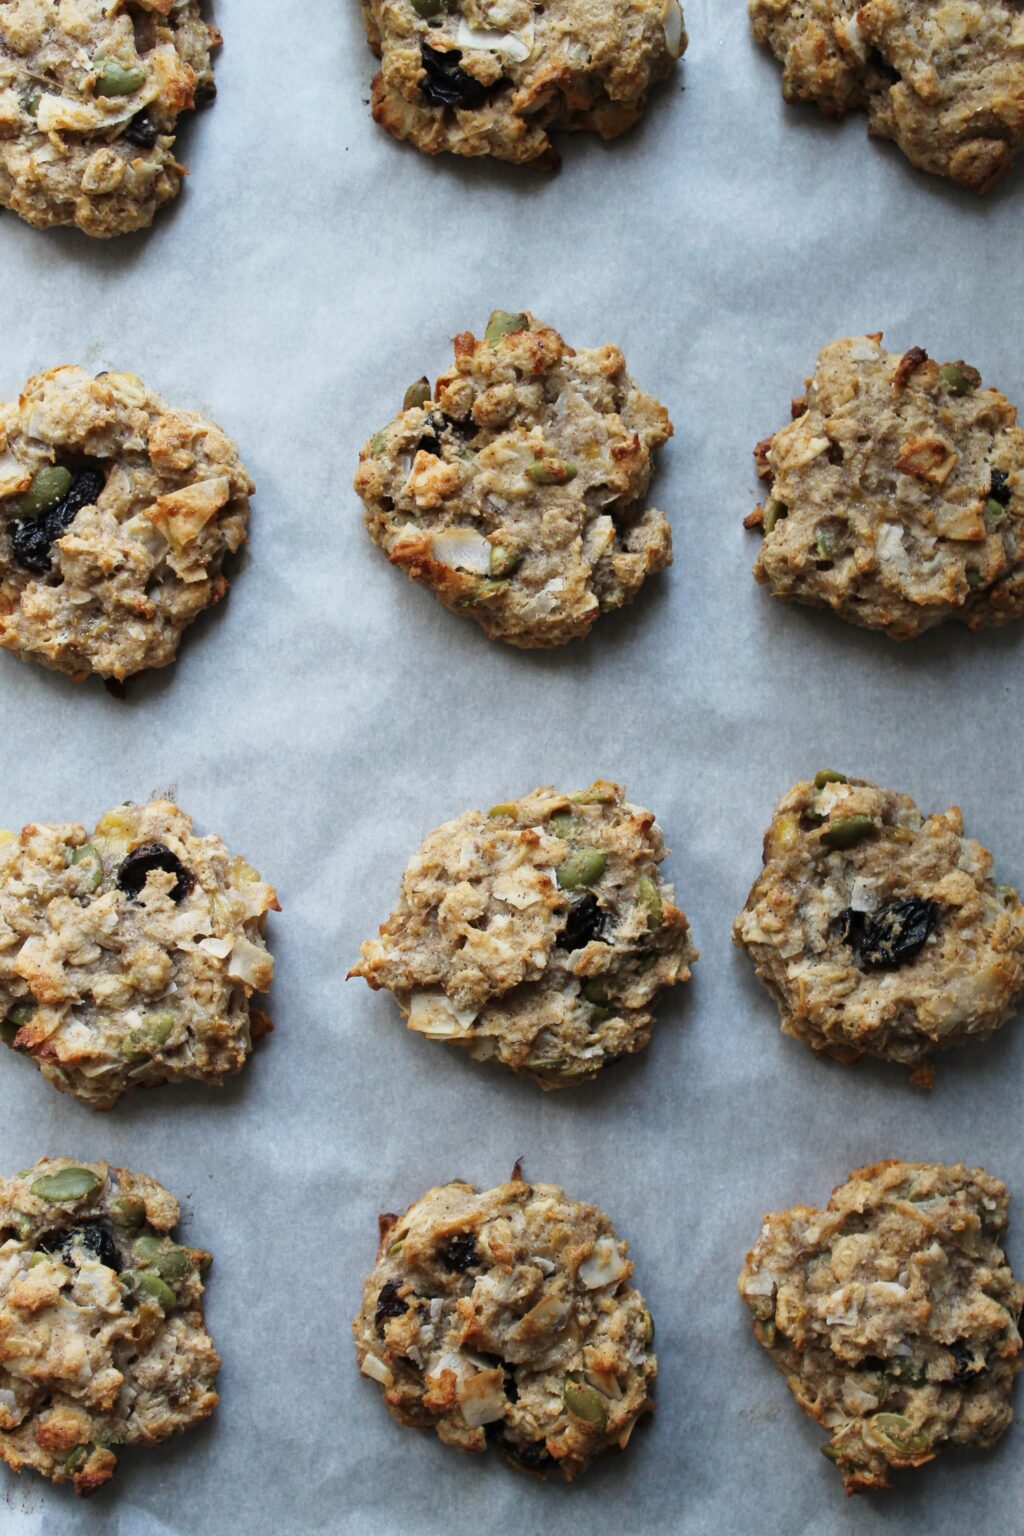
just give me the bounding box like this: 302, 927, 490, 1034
2, 1, 1024, 1531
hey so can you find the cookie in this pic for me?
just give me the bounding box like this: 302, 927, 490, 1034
0, 0, 219, 237
0, 799, 278, 1109
361, 0, 685, 168
354, 1170, 656, 1480
0, 366, 253, 682
739, 1160, 1024, 1494
350, 780, 696, 1088
0, 1156, 220, 1494
746, 336, 1024, 638
733, 772, 1024, 1083
749, 0, 1024, 193
355, 312, 673, 648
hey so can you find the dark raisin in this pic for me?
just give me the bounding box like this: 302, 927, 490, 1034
990, 470, 1011, 506
40, 1223, 119, 1271
420, 44, 494, 109
193, 79, 217, 109
950, 1340, 982, 1383
116, 843, 195, 904
556, 893, 606, 951
123, 111, 157, 148
857, 899, 937, 969
11, 467, 104, 575
416, 411, 477, 455
496, 1433, 553, 1472
437, 1232, 479, 1272
374, 1279, 408, 1332
835, 908, 867, 950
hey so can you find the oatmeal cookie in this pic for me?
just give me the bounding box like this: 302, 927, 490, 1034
733, 772, 1024, 1081
0, 799, 278, 1110
739, 1161, 1024, 1493
0, 0, 219, 237
0, 366, 253, 682
746, 336, 1024, 638
749, 0, 1024, 193
354, 1170, 656, 1479
0, 1156, 219, 1494
355, 312, 673, 648
350, 781, 696, 1088
361, 0, 685, 168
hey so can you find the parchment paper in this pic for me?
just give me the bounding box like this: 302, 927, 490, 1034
2, 2, 1023, 1532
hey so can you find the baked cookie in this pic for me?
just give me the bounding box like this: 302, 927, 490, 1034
354, 1170, 656, 1479
355, 312, 673, 648
361, 0, 686, 168
749, 0, 1024, 193
0, 1156, 219, 1494
0, 366, 253, 682
0, 0, 219, 237
739, 1160, 1024, 1493
746, 336, 1024, 638
733, 772, 1024, 1083
0, 799, 278, 1109
350, 780, 696, 1088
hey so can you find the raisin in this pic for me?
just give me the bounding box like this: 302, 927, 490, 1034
416, 411, 477, 455
116, 844, 195, 904
420, 44, 495, 109
838, 899, 937, 969
40, 1223, 119, 1271
990, 470, 1011, 506
123, 111, 157, 148
437, 1232, 479, 1272
835, 908, 867, 949
556, 893, 606, 951
950, 1339, 982, 1383
374, 1279, 408, 1332
11, 467, 104, 575
496, 1433, 553, 1472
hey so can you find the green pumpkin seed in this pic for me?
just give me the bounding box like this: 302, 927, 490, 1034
821, 815, 875, 850
31, 1167, 101, 1202
489, 544, 523, 579
123, 1011, 175, 1059
985, 498, 1007, 527
135, 1236, 191, 1283
563, 1380, 609, 1430
754, 1318, 777, 1348
814, 769, 848, 789
402, 377, 431, 411
484, 310, 529, 347
487, 802, 517, 819
369, 431, 388, 456
763, 498, 787, 534
966, 568, 983, 587
94, 59, 147, 96
589, 1005, 611, 1024
939, 364, 972, 396
71, 844, 103, 893
582, 980, 610, 1006
868, 1412, 932, 1455
526, 458, 577, 487
456, 578, 502, 606
27, 1252, 49, 1268
815, 530, 837, 561
112, 1196, 146, 1227
640, 1310, 655, 1345
527, 1056, 567, 1071
549, 811, 575, 839
556, 848, 606, 890
64, 1445, 90, 1474
20, 465, 72, 518
637, 876, 663, 932
570, 785, 617, 805
125, 1269, 177, 1309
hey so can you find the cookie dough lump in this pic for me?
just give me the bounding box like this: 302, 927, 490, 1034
0, 366, 253, 681
733, 773, 1024, 1081
351, 781, 696, 1087
0, 0, 219, 236
0, 1157, 220, 1493
361, 0, 686, 167
0, 799, 278, 1109
355, 312, 674, 647
739, 1161, 1024, 1493
354, 1173, 656, 1479
747, 336, 1024, 638
749, 0, 1024, 193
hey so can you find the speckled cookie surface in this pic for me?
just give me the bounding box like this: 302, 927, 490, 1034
354, 1173, 656, 1480
749, 0, 1024, 192
733, 773, 1024, 1081
355, 313, 673, 648
0, 1156, 219, 1494
747, 336, 1024, 638
361, 0, 685, 167
739, 1160, 1024, 1493
0, 0, 218, 236
351, 781, 696, 1088
0, 366, 253, 682
0, 799, 278, 1110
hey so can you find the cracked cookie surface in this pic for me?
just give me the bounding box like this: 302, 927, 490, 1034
0, 0, 219, 236
355, 312, 673, 648
733, 773, 1024, 1080
354, 1172, 656, 1480
747, 336, 1024, 638
739, 1160, 1024, 1493
749, 0, 1024, 192
361, 0, 685, 167
0, 1156, 219, 1494
0, 799, 278, 1109
351, 781, 696, 1088
0, 366, 253, 682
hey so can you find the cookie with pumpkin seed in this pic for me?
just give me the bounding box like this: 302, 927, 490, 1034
0, 799, 278, 1109
349, 780, 696, 1087
746, 335, 1024, 638
739, 1160, 1024, 1494
353, 1169, 656, 1479
733, 772, 1024, 1082
354, 312, 673, 647
0, 1156, 220, 1494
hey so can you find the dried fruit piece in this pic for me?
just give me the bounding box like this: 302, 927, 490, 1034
419, 45, 493, 109
557, 894, 606, 951
12, 467, 104, 575
116, 843, 195, 905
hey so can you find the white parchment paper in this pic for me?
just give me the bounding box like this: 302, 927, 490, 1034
2, 2, 1023, 1532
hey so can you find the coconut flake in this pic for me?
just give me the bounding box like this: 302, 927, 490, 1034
198, 936, 234, 959
662, 0, 685, 57
741, 1268, 778, 1297
849, 877, 879, 914
456, 17, 534, 61
360, 1352, 393, 1386
458, 1368, 508, 1426
0, 449, 29, 498
431, 527, 493, 574
226, 935, 270, 988
579, 1236, 628, 1290
850, 336, 882, 363
407, 990, 477, 1038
